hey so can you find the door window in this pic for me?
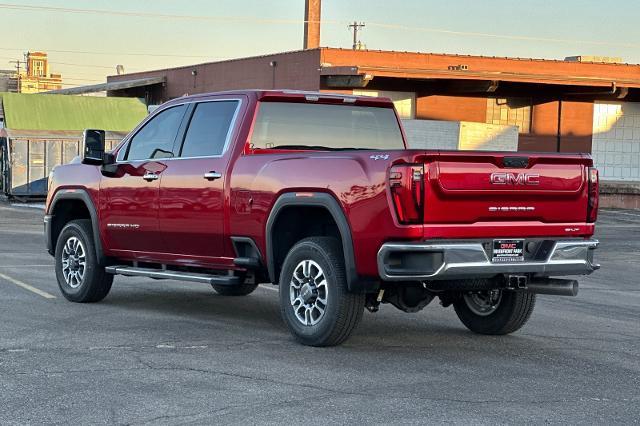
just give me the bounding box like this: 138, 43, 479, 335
125, 105, 187, 161
179, 101, 239, 158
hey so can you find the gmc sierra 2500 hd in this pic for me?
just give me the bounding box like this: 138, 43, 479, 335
45, 90, 599, 346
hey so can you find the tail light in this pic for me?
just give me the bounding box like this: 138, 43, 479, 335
587, 167, 599, 223
389, 164, 424, 224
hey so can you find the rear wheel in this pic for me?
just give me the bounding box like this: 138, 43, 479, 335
55, 219, 113, 303
453, 289, 536, 335
279, 237, 364, 347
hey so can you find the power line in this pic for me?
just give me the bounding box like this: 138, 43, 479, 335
1, 55, 143, 71
0, 46, 225, 59
0, 3, 336, 25
49, 61, 119, 70
2, 2, 640, 52
365, 21, 640, 50
62, 77, 104, 83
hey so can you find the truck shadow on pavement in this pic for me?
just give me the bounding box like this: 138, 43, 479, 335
94, 283, 539, 354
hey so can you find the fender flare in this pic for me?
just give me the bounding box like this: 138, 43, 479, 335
265, 192, 359, 291
46, 189, 105, 264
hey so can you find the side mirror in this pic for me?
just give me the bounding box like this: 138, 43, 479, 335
82, 129, 106, 165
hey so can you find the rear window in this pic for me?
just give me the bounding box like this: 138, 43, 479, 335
249, 102, 405, 150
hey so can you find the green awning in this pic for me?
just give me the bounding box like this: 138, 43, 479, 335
0, 92, 147, 132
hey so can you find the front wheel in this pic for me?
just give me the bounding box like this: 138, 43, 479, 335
279, 237, 364, 347
54, 219, 113, 303
453, 289, 536, 335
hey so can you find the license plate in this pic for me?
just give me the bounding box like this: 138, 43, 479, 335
492, 239, 524, 263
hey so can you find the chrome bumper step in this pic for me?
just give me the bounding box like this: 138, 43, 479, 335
105, 266, 241, 286
378, 239, 599, 281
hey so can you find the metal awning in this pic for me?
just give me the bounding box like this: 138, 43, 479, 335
45, 76, 166, 95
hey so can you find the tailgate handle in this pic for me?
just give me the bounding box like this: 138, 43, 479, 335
503, 156, 529, 168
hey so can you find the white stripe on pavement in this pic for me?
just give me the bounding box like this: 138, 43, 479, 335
0, 265, 53, 268
0, 272, 56, 299
259, 284, 278, 292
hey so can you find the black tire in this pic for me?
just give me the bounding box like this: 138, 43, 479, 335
453, 289, 536, 335
54, 219, 113, 303
211, 282, 258, 296
279, 237, 364, 347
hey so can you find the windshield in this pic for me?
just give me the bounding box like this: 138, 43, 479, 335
250, 102, 405, 151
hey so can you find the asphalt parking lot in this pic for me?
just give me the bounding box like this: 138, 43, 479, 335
0, 202, 638, 425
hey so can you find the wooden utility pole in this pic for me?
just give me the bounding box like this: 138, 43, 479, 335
348, 21, 365, 50
9, 59, 23, 75
9, 59, 23, 92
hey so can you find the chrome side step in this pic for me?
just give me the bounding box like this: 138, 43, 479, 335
105, 266, 241, 286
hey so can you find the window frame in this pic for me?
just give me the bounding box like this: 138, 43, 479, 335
117, 104, 189, 162
174, 99, 242, 160
115, 97, 243, 163
247, 101, 406, 151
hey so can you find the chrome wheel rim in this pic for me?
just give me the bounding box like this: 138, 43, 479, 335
289, 259, 328, 326
61, 236, 86, 289
463, 290, 502, 316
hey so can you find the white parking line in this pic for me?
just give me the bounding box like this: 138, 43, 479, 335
10, 203, 45, 210
0, 265, 53, 268
259, 284, 278, 292
0, 272, 56, 299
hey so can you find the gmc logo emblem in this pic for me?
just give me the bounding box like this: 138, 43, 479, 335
490, 172, 540, 185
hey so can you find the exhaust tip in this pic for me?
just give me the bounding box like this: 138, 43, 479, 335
528, 278, 579, 296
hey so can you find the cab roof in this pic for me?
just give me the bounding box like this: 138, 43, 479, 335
169, 89, 396, 108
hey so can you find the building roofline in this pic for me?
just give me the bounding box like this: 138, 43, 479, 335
108, 46, 640, 82
108, 48, 322, 79
320, 47, 640, 67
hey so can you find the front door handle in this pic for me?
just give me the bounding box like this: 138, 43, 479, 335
143, 172, 159, 181
204, 171, 222, 181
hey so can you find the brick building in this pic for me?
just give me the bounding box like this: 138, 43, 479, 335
19, 52, 63, 94
106, 48, 640, 179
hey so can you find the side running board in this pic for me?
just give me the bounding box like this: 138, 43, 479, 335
105, 266, 241, 286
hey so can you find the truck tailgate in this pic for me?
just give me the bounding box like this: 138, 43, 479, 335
421, 152, 591, 225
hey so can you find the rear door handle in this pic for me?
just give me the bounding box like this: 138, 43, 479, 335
204, 171, 222, 181
143, 172, 159, 181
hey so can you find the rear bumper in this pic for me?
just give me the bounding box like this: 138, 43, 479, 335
377, 239, 599, 281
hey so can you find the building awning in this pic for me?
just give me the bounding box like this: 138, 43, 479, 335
320, 65, 640, 90
45, 76, 166, 95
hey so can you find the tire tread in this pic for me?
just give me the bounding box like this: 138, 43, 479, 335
279, 237, 364, 347
55, 219, 112, 303
454, 290, 536, 335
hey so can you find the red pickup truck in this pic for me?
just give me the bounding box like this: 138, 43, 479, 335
45, 90, 599, 346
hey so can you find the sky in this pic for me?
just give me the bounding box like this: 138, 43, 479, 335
1, 0, 639, 87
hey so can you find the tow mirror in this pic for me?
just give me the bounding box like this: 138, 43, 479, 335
82, 129, 106, 165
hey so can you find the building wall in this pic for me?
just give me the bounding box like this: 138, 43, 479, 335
353, 90, 415, 118
559, 101, 594, 153
108, 50, 322, 103
416, 95, 487, 122
592, 102, 640, 180
18, 52, 62, 94
402, 119, 518, 151
414, 95, 594, 153
0, 70, 18, 93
